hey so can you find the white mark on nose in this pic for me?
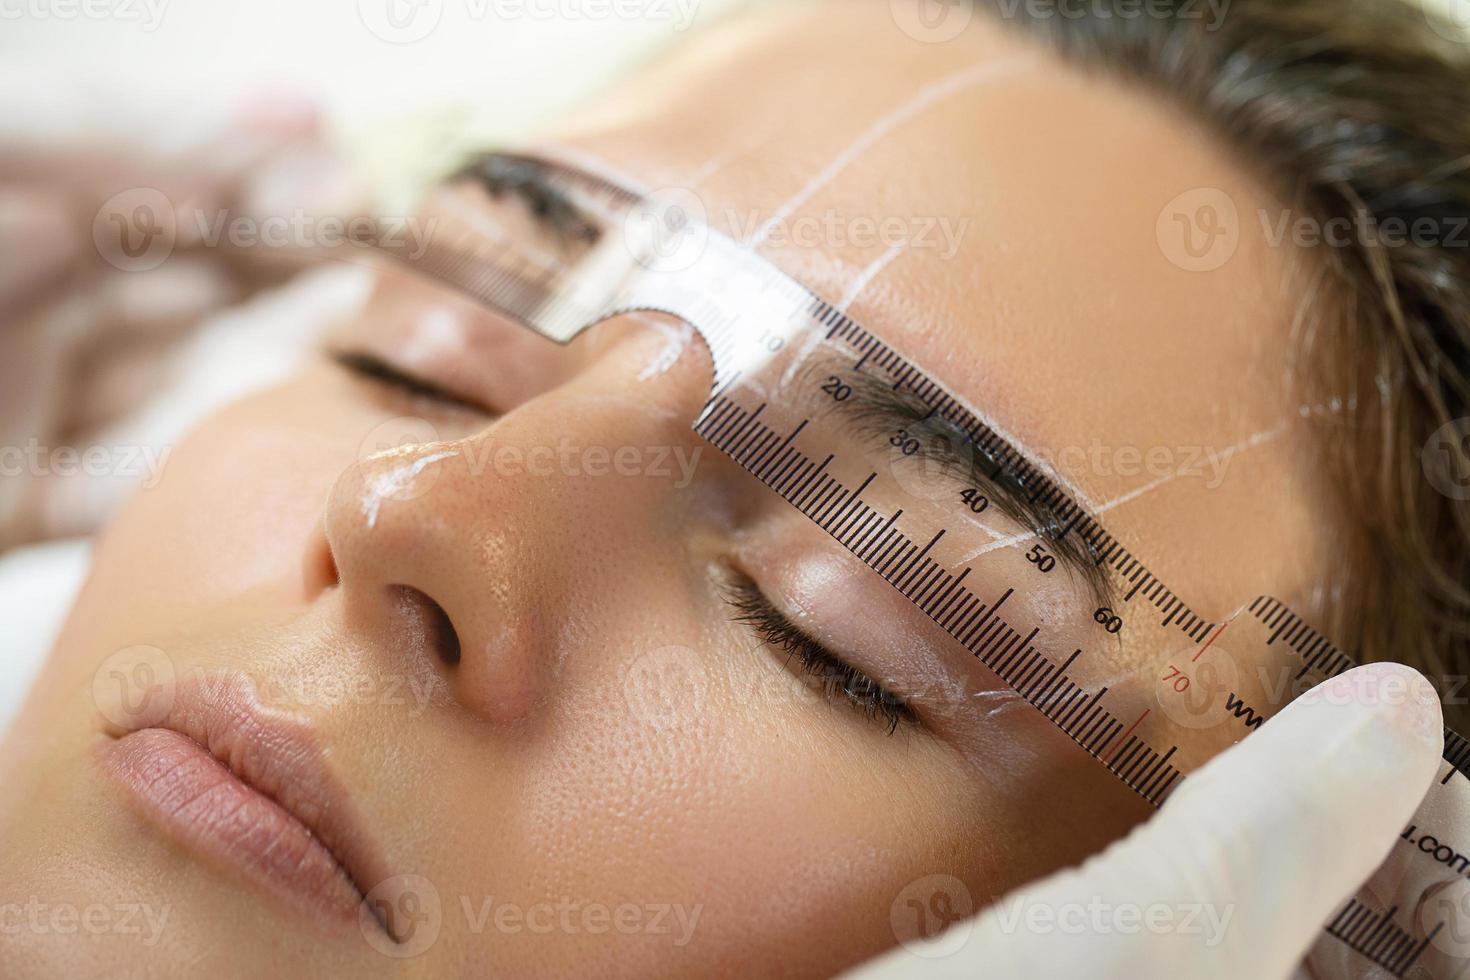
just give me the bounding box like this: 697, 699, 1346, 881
362, 449, 459, 528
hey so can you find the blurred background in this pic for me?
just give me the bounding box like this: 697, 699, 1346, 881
0, 0, 749, 143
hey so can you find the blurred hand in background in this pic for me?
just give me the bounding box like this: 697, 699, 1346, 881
0, 75, 370, 552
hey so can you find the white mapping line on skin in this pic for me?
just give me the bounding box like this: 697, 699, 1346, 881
839, 241, 908, 311
959, 528, 1038, 564
687, 145, 744, 188
1094, 469, 1186, 518
752, 58, 1032, 247
362, 451, 458, 529
957, 426, 1290, 562
1096, 424, 1289, 515
685, 123, 780, 188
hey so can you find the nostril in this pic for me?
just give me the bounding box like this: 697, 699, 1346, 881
427, 597, 462, 667
392, 586, 462, 667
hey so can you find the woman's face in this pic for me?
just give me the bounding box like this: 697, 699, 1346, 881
0, 3, 1332, 977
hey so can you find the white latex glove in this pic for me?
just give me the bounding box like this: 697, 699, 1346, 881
848, 662, 1445, 980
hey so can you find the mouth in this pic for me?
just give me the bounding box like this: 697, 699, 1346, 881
97, 672, 390, 934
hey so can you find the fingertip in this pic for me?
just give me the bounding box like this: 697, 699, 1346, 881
1308, 662, 1443, 755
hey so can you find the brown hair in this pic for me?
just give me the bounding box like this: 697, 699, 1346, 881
979, 0, 1470, 724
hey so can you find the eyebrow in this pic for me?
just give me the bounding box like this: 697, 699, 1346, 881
450, 151, 602, 245
806, 355, 1114, 605
443, 152, 1113, 602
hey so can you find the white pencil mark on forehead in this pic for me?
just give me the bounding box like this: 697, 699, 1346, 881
839, 241, 908, 311
752, 58, 1036, 248
1096, 424, 1288, 516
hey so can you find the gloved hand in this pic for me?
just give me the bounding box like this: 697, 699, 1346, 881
848, 662, 1445, 980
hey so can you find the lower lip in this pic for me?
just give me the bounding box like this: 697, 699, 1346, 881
102, 728, 363, 922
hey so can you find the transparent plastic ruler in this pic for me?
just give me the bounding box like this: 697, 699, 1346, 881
364, 151, 1470, 978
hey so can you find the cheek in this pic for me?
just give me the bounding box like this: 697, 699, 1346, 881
429, 596, 988, 973
66, 372, 370, 638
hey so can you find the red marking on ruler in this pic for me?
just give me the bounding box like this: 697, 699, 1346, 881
1193, 622, 1229, 663
1104, 710, 1151, 763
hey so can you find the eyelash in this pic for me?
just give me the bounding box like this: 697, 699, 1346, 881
723, 574, 914, 734
330, 349, 491, 416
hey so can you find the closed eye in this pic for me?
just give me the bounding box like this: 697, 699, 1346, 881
722, 570, 915, 734
329, 349, 493, 416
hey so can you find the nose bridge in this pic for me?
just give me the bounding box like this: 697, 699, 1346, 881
322, 321, 714, 724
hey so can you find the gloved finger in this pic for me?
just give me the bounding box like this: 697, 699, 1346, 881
848, 662, 1444, 980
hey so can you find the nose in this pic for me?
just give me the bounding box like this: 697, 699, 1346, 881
320, 321, 712, 725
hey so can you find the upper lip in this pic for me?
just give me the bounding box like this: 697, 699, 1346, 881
102, 669, 389, 925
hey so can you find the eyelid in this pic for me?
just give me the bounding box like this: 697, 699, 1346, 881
721, 568, 915, 734
329, 349, 495, 416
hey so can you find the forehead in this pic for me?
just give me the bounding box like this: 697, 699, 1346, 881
541, 2, 1334, 615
